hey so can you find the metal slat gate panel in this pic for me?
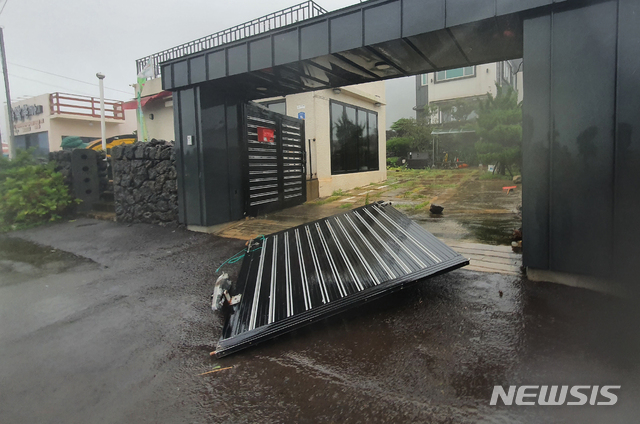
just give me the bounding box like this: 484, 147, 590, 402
244, 103, 306, 216
216, 202, 469, 357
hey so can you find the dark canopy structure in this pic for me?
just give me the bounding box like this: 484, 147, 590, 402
160, 0, 535, 97
144, 0, 640, 293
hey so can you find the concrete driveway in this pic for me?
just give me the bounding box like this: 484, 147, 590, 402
1, 219, 638, 423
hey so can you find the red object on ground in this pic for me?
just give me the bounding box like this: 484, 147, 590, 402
257, 127, 275, 143
503, 185, 517, 194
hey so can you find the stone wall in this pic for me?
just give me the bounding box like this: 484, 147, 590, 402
49, 149, 109, 196
111, 140, 178, 225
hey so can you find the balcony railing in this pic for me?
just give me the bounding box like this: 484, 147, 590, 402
136, 1, 328, 79
50, 92, 125, 120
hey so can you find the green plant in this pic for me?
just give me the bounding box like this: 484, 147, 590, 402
474, 84, 522, 175
386, 156, 400, 167
364, 193, 370, 205
339, 203, 353, 209
331, 189, 347, 196
414, 201, 430, 210
0, 149, 77, 231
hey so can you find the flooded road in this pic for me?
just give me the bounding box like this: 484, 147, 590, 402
1, 219, 638, 423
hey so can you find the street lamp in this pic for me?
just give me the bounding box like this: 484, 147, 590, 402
96, 72, 106, 154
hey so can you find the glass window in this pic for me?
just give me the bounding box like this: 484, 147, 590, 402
257, 100, 286, 115
367, 111, 378, 170
503, 62, 513, 85
435, 66, 476, 82
330, 100, 379, 175
15, 132, 49, 158
330, 102, 345, 173
446, 68, 464, 79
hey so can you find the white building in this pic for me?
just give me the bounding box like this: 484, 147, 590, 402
415, 60, 523, 123
7, 92, 136, 157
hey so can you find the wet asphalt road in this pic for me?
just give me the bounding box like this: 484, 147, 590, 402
1, 219, 639, 423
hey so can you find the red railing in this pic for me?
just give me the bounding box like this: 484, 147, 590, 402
49, 92, 125, 120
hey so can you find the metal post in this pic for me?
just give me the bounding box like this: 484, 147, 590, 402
308, 138, 312, 180
0, 28, 15, 158
96, 72, 106, 153
432, 136, 435, 167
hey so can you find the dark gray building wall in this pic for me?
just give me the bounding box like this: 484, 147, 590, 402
523, 0, 638, 288
613, 0, 640, 284
415, 75, 428, 120
173, 87, 245, 227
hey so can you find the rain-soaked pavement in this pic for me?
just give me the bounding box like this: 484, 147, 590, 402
1, 219, 639, 423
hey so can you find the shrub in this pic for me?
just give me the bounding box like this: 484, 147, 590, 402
0, 149, 77, 231
386, 136, 413, 158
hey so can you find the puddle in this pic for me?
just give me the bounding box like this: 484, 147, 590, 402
0, 236, 90, 287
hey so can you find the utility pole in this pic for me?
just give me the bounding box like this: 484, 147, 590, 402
96, 72, 106, 153
0, 27, 15, 158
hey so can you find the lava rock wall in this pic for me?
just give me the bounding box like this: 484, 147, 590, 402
111, 140, 178, 225
49, 150, 109, 197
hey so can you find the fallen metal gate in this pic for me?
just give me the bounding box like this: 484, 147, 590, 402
216, 201, 468, 357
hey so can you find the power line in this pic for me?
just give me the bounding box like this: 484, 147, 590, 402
8, 62, 132, 95
0, 0, 9, 16
8, 74, 96, 97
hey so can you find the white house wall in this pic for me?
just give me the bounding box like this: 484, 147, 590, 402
281, 81, 387, 198
424, 63, 498, 103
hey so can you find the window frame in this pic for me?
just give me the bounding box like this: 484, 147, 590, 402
434, 66, 476, 83
258, 99, 286, 115
329, 99, 379, 175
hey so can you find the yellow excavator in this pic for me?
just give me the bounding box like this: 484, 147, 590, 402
85, 134, 137, 155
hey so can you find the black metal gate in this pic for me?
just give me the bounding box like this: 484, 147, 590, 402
244, 103, 306, 216
215, 201, 469, 357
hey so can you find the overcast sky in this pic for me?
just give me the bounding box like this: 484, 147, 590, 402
0, 0, 416, 140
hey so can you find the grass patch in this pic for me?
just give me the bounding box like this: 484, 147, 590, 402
332, 189, 347, 196
426, 183, 458, 189
395, 203, 414, 209
309, 196, 341, 205
339, 203, 353, 209
414, 201, 430, 210
479, 172, 512, 181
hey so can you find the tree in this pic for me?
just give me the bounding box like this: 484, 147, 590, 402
439, 98, 479, 124
0, 149, 76, 231
474, 84, 522, 175
386, 108, 437, 157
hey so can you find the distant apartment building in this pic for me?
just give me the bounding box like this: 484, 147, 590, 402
415, 60, 523, 123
